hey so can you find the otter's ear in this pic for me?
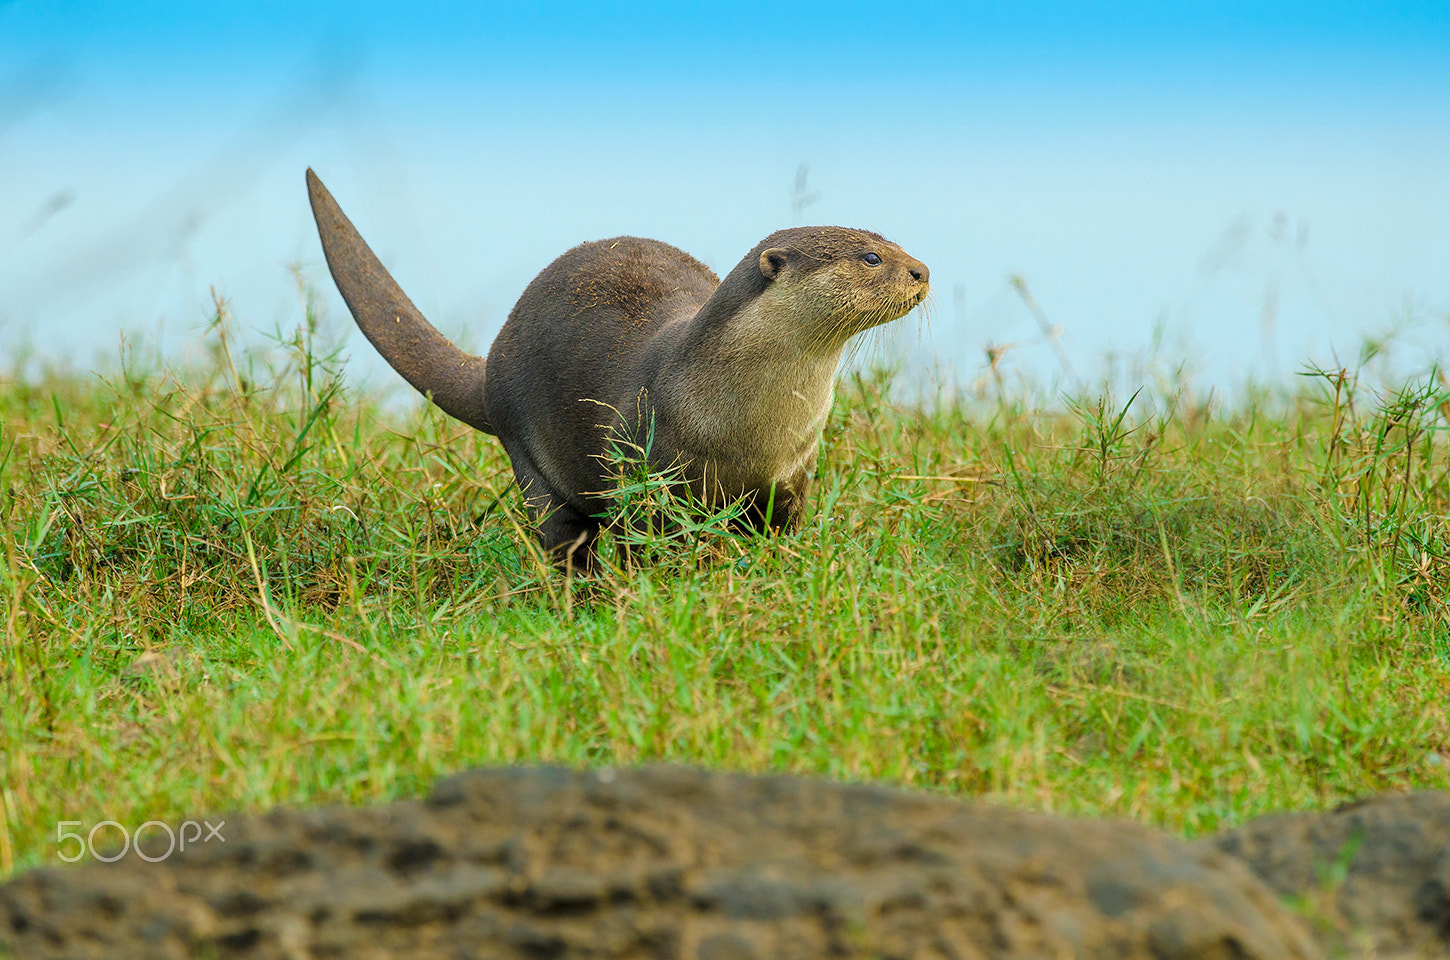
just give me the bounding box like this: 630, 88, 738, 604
759, 248, 789, 281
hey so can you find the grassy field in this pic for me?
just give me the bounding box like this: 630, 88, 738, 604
2, 303, 1448, 878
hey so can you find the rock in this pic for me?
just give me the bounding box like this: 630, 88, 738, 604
1204, 791, 1450, 959
1, 766, 1318, 959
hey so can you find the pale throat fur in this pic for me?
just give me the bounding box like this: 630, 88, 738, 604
656, 260, 884, 498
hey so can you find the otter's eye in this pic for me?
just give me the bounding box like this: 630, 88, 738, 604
862, 252, 882, 266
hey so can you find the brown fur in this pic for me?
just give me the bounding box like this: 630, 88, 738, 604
307, 169, 928, 570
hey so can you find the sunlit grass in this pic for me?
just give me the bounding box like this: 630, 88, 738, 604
2, 300, 1448, 878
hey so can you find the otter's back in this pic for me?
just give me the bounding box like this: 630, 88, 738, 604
483, 237, 719, 506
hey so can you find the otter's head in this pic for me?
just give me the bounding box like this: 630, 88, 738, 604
714, 226, 928, 353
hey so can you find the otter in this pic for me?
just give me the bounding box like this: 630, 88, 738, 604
306, 168, 928, 570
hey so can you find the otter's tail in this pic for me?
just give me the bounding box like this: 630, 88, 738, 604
306, 168, 494, 434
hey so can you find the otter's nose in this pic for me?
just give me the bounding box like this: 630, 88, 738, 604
909, 260, 929, 284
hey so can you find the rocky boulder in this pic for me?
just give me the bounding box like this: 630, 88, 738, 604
2, 765, 1319, 959
1204, 791, 1450, 959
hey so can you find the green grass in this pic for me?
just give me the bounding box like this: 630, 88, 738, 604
2, 303, 1448, 878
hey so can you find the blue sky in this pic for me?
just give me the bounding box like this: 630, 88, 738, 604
3, 2, 1448, 393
